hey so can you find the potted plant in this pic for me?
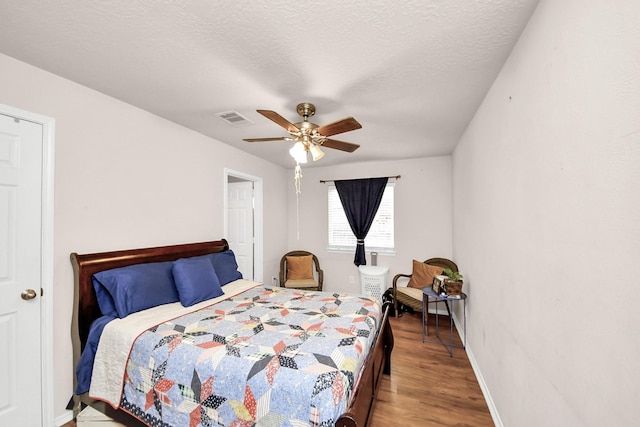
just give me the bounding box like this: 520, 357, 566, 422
442, 268, 463, 296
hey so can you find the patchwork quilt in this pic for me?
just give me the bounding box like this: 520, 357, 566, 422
118, 286, 381, 427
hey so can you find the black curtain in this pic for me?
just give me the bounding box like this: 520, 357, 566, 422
335, 177, 388, 266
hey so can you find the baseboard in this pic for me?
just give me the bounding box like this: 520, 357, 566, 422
55, 409, 74, 426
452, 313, 503, 427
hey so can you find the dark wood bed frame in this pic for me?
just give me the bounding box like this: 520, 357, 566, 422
71, 239, 394, 427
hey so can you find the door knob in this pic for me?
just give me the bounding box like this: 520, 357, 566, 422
21, 289, 37, 300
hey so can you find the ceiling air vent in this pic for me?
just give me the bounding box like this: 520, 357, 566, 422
215, 110, 253, 126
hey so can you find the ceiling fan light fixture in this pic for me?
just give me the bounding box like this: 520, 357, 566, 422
245, 103, 361, 165
289, 141, 308, 164
309, 144, 325, 161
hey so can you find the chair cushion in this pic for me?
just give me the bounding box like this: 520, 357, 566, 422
397, 286, 424, 300
284, 278, 318, 289
396, 286, 425, 311
407, 260, 443, 289
286, 255, 314, 280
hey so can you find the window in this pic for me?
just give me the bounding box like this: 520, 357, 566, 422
327, 183, 395, 253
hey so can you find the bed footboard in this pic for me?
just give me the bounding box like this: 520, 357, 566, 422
336, 301, 394, 427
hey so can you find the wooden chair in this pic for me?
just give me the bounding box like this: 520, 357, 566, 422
279, 250, 324, 291
392, 258, 458, 317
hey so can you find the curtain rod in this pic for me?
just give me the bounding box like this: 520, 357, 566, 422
319, 175, 401, 183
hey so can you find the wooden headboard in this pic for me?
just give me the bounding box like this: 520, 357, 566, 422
70, 239, 230, 400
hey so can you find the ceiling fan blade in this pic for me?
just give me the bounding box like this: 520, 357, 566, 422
243, 137, 291, 142
321, 138, 360, 152
317, 117, 362, 137
257, 110, 300, 133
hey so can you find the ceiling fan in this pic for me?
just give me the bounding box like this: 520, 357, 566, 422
243, 102, 362, 163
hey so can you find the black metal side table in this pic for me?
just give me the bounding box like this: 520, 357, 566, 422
422, 287, 467, 356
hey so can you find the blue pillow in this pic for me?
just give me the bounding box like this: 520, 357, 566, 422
172, 257, 224, 307
93, 276, 118, 317
209, 250, 243, 285
92, 261, 179, 318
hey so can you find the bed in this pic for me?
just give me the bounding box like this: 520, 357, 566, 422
71, 239, 394, 427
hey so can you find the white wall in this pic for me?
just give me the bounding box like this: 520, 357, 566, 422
0, 53, 289, 423
284, 157, 452, 294
453, 1, 640, 425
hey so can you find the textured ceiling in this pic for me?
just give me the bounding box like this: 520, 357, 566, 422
0, 0, 539, 168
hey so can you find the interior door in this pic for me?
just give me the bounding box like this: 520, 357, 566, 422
0, 113, 43, 426
227, 180, 254, 280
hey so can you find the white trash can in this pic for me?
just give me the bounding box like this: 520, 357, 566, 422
358, 265, 389, 301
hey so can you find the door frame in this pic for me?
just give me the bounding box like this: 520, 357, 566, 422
223, 168, 263, 282
0, 104, 55, 427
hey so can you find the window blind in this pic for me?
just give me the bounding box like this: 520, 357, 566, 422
328, 183, 394, 251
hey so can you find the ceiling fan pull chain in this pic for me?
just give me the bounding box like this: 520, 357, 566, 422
294, 162, 302, 195
294, 163, 302, 240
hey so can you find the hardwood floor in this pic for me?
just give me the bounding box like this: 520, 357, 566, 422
63, 313, 492, 427
369, 312, 494, 427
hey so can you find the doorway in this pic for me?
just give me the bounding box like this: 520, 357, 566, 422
224, 169, 263, 282
0, 104, 55, 427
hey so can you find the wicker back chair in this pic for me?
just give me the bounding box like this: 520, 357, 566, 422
279, 250, 324, 291
392, 258, 458, 317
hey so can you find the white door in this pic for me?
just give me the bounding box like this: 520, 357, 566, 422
227, 181, 254, 280
0, 113, 43, 426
